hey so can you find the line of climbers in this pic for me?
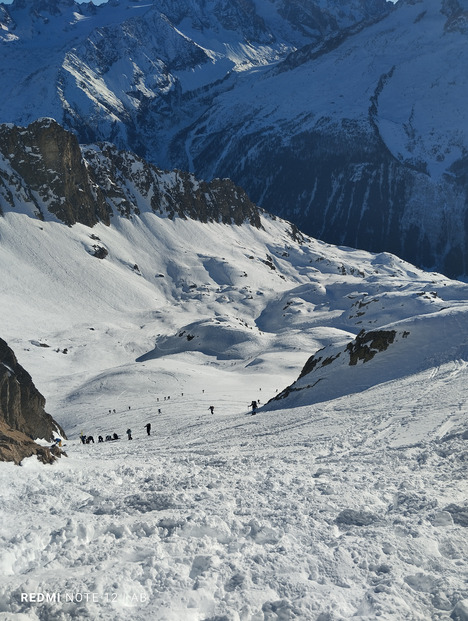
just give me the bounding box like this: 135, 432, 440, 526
80, 423, 151, 445
79, 394, 263, 445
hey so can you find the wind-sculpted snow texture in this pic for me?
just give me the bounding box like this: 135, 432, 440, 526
0, 148, 468, 617
0, 363, 467, 620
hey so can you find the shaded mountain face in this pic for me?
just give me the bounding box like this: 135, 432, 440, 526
166, 0, 468, 278
0, 119, 261, 228
0, 338, 66, 464
4, 1, 468, 276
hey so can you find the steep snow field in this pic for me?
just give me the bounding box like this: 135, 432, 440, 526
0, 210, 468, 620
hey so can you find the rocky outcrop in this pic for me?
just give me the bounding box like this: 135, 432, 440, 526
82, 141, 262, 226
296, 330, 398, 383
0, 421, 65, 465
0, 119, 110, 226
270, 327, 404, 406
0, 338, 66, 450
346, 329, 397, 366
0, 119, 262, 229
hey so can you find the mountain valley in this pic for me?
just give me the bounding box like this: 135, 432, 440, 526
2, 0, 468, 275
0, 4, 468, 619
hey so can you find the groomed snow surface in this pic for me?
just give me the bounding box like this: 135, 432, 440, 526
0, 210, 467, 620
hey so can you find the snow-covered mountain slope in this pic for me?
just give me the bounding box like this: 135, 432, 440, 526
1, 116, 468, 619
1, 117, 467, 423
5, 183, 461, 422
0, 118, 261, 227
268, 303, 468, 411
3, 0, 468, 277
1, 319, 468, 620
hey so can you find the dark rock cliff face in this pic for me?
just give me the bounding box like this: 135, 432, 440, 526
0, 338, 66, 446
0, 119, 110, 226
207, 127, 433, 267
0, 120, 263, 229
82, 142, 262, 227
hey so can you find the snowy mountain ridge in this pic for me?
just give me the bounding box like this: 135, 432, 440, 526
0, 118, 261, 228
3, 0, 468, 275
0, 0, 388, 128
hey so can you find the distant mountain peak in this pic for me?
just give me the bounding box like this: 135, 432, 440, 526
2, 0, 468, 276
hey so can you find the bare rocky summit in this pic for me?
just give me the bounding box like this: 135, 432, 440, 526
0, 119, 110, 225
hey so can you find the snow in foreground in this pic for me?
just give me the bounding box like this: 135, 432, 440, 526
0, 359, 467, 621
